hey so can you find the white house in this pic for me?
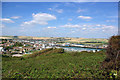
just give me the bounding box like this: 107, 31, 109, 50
12, 54, 23, 57
0, 47, 4, 52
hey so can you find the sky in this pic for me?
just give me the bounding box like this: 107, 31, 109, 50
1, 2, 118, 38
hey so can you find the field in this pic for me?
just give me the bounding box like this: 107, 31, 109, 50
65, 38, 108, 45
2, 48, 114, 78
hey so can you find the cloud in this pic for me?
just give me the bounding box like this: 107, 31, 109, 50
60, 24, 92, 28
83, 24, 87, 27
0, 18, 14, 23
82, 27, 86, 30
108, 16, 118, 18
77, 8, 85, 13
47, 27, 56, 29
68, 18, 72, 21
48, 8, 52, 10
60, 24, 117, 34
89, 24, 117, 33
21, 13, 56, 26
98, 25, 117, 33
101, 25, 115, 29
64, 2, 75, 7
78, 16, 92, 20
55, 9, 63, 13
60, 24, 116, 30
11, 16, 21, 19
60, 24, 81, 28
0, 24, 6, 28
48, 5, 63, 14
71, 31, 75, 33
96, 24, 101, 27
106, 20, 116, 22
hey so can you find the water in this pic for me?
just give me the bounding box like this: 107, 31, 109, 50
60, 47, 102, 52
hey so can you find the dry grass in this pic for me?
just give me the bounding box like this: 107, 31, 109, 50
65, 38, 108, 43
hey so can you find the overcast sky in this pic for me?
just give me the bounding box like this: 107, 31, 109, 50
1, 2, 118, 38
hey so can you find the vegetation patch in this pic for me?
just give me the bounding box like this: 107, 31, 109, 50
2, 49, 110, 78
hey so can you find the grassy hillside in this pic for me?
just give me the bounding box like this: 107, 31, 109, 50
65, 38, 108, 45
2, 48, 114, 78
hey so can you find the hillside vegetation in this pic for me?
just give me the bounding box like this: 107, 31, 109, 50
101, 36, 120, 78
2, 48, 114, 78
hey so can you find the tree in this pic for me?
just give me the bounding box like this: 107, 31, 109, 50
101, 35, 120, 78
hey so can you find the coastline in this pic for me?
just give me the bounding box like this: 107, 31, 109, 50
59, 46, 106, 49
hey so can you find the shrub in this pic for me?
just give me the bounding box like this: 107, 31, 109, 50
2, 54, 11, 57
52, 48, 64, 53
28, 48, 53, 57
101, 35, 120, 78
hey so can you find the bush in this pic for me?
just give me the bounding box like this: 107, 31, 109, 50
28, 48, 53, 57
52, 48, 64, 53
101, 35, 120, 78
13, 42, 23, 47
2, 54, 11, 57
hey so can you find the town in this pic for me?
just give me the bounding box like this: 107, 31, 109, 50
0, 37, 108, 57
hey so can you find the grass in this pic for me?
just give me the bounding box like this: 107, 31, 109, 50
2, 49, 115, 78
65, 38, 108, 43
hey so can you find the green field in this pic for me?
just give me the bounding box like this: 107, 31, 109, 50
2, 49, 119, 78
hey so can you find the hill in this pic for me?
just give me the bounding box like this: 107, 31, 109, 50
2, 48, 117, 78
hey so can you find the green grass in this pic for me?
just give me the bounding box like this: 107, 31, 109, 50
2, 49, 109, 78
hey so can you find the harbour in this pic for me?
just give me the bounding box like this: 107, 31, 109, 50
60, 46, 103, 52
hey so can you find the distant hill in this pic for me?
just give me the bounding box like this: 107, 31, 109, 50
0, 36, 55, 39
65, 38, 108, 43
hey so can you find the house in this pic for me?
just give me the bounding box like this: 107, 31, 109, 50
12, 54, 23, 57
0, 47, 4, 52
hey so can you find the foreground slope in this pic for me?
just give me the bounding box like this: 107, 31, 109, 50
2, 49, 109, 78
